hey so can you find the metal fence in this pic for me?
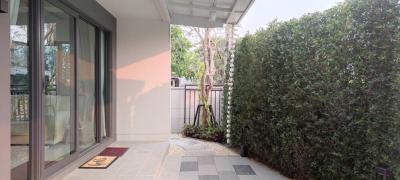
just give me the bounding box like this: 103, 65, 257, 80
184, 84, 224, 125
11, 85, 29, 121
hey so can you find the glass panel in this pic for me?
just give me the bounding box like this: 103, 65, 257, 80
10, 0, 30, 179
78, 19, 96, 150
43, 0, 75, 166
100, 31, 107, 138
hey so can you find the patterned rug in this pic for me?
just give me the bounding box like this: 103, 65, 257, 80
80, 147, 128, 169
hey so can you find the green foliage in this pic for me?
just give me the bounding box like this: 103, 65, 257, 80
171, 25, 200, 80
227, 0, 400, 179
182, 124, 226, 143
213, 37, 229, 85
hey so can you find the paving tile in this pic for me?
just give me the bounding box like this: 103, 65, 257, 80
215, 157, 235, 171
137, 157, 163, 176
158, 174, 180, 180
159, 155, 181, 178
198, 156, 215, 165
238, 175, 260, 180
180, 172, 199, 180
233, 165, 256, 175
199, 175, 220, 180
179, 175, 199, 180
180, 161, 199, 172
218, 171, 240, 180
127, 175, 155, 180
63, 175, 115, 180
160, 155, 181, 172
182, 156, 198, 162
118, 167, 141, 176
185, 150, 215, 156
198, 164, 218, 175
230, 157, 251, 165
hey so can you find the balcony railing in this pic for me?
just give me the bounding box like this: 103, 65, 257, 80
11, 85, 29, 121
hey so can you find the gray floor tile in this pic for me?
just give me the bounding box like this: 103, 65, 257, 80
238, 175, 260, 180
180, 172, 199, 180
215, 157, 235, 171
218, 171, 240, 180
198, 164, 218, 175
180, 161, 199, 172
180, 172, 199, 176
199, 175, 220, 180
185, 150, 215, 156
198, 156, 215, 165
182, 156, 198, 162
230, 157, 251, 165
233, 165, 256, 175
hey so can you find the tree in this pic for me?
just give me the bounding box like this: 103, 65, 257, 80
172, 25, 231, 127
189, 27, 229, 127
171, 25, 200, 81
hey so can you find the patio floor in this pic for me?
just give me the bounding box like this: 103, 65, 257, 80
62, 136, 289, 180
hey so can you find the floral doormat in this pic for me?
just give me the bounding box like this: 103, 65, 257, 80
80, 156, 118, 169
80, 147, 129, 169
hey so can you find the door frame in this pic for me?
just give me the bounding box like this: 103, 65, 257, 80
0, 1, 11, 179
24, 0, 116, 179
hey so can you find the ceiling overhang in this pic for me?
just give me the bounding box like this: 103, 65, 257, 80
166, 0, 255, 28
96, 0, 255, 28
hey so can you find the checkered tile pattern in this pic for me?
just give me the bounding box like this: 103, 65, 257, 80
180, 156, 257, 180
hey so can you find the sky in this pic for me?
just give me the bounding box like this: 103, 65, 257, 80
237, 0, 345, 37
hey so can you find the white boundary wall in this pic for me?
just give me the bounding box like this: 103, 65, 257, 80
171, 87, 185, 133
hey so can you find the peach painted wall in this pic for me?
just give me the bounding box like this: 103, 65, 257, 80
0, 10, 11, 180
116, 17, 171, 141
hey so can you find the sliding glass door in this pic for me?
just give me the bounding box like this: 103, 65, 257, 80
9, 0, 112, 179
43, 0, 76, 166
78, 19, 97, 150
100, 31, 109, 139
10, 0, 30, 179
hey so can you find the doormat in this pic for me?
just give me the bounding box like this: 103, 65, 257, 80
80, 156, 118, 169
98, 147, 129, 157
79, 147, 128, 169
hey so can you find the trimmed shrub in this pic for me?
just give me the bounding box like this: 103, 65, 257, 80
227, 0, 400, 179
182, 125, 226, 143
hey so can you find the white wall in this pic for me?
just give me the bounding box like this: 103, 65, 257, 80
116, 17, 171, 141
171, 87, 185, 133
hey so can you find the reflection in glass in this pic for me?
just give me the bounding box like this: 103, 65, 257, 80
78, 19, 97, 150
100, 31, 107, 138
43, 0, 75, 166
10, 0, 30, 179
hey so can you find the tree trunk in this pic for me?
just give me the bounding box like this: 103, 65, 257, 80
191, 27, 216, 127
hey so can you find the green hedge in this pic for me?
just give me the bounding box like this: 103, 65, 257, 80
227, 0, 400, 179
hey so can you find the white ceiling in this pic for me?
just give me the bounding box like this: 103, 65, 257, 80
96, 0, 163, 20
96, 0, 255, 28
